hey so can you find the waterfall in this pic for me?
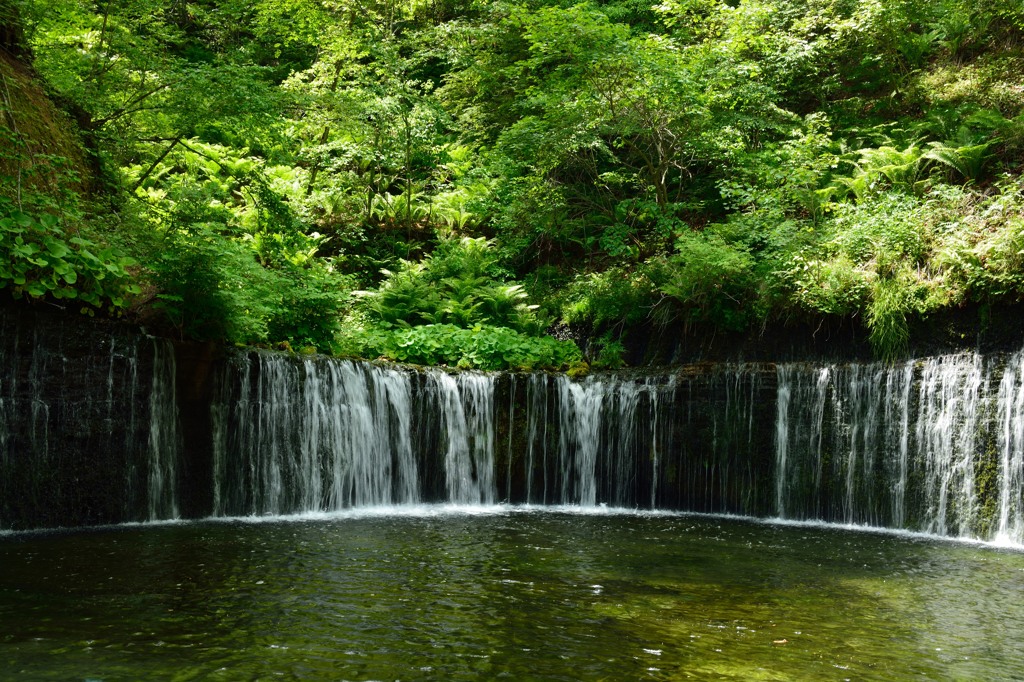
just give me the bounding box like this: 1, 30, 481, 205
12, 302, 1024, 545
205, 357, 772, 517
650, 376, 676, 508
199, 349, 1024, 543
522, 373, 549, 504
918, 354, 985, 537
771, 353, 1024, 540
28, 327, 50, 462
774, 365, 792, 517
211, 355, 425, 516
505, 377, 517, 503
558, 378, 605, 506
210, 355, 504, 515
775, 367, 831, 520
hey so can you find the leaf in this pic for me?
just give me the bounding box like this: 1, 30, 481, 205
46, 241, 70, 258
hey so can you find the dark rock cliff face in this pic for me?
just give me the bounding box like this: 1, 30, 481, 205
0, 306, 156, 528
0, 305, 222, 529
599, 302, 1024, 367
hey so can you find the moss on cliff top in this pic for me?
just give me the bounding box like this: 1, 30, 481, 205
0, 47, 93, 212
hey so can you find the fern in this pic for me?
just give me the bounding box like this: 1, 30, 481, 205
923, 141, 992, 182
356, 237, 548, 335
858, 145, 924, 190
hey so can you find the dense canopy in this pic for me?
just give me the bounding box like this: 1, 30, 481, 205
2, 0, 1023, 366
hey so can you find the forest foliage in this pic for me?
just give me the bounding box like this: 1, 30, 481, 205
2, 0, 1024, 365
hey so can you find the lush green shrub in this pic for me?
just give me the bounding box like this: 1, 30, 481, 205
347, 237, 579, 369
828, 194, 930, 264
589, 331, 627, 369
560, 267, 657, 328
785, 252, 871, 316
867, 276, 913, 361
647, 230, 759, 331
265, 262, 354, 352
151, 226, 351, 348
339, 323, 581, 371
0, 210, 139, 311
358, 262, 442, 328
150, 227, 277, 343
939, 184, 1024, 301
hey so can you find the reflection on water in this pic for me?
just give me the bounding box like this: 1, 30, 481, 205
1, 509, 1023, 680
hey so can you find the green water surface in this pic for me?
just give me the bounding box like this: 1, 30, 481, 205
1, 509, 1022, 680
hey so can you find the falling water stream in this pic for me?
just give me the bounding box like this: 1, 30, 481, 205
773, 353, 1022, 542
6, 339, 1024, 542
194, 351, 1024, 545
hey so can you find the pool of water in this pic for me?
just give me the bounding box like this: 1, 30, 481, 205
1, 508, 1023, 680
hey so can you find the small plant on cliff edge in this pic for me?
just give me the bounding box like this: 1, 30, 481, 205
590, 331, 627, 369
867, 277, 912, 362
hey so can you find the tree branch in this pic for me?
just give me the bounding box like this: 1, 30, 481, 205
89, 82, 173, 129
132, 137, 182, 192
